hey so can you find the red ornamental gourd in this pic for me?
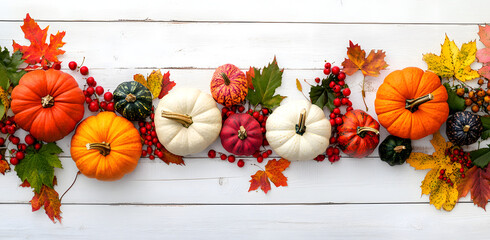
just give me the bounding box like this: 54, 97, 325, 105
210, 64, 248, 107
220, 113, 263, 155
11, 69, 85, 142
338, 110, 380, 158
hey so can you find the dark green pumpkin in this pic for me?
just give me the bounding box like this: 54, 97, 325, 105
446, 111, 483, 146
378, 135, 412, 166
113, 81, 152, 121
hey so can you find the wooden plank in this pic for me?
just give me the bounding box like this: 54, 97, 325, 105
2, 0, 490, 24
0, 203, 487, 239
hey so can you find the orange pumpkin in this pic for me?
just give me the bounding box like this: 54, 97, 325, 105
210, 64, 248, 107
374, 67, 449, 140
70, 112, 142, 181
11, 69, 85, 142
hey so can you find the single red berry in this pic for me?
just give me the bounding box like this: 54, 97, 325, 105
329, 119, 336, 126
247, 109, 253, 114
10, 157, 18, 165
329, 113, 336, 119
331, 66, 340, 75
157, 151, 164, 159
228, 155, 236, 163
253, 111, 260, 119
86, 77, 95, 86
156, 143, 163, 149
85, 97, 93, 104
346, 106, 354, 112
88, 101, 99, 112
453, 149, 460, 155
152, 138, 158, 144
220, 154, 227, 160
34, 143, 41, 150
208, 150, 216, 158
342, 88, 351, 96
151, 131, 157, 137
106, 102, 115, 111
237, 159, 245, 168
0, 137, 4, 146
52, 62, 61, 70
438, 175, 443, 179
326, 147, 334, 156
316, 155, 325, 161
333, 108, 341, 115
262, 108, 269, 115
140, 128, 147, 136
461, 174, 466, 178
231, 106, 237, 113
15, 151, 25, 160
335, 117, 343, 125
333, 98, 341, 107
258, 115, 264, 123
460, 168, 465, 173
68, 61, 77, 70
80, 66, 89, 75
86, 87, 95, 96
338, 80, 345, 86
149, 155, 155, 160
7, 126, 15, 135
325, 62, 331, 69
333, 85, 341, 93
329, 81, 335, 89
341, 98, 349, 105
142, 150, 147, 157
323, 68, 331, 75
330, 137, 337, 144
257, 156, 264, 163
238, 106, 245, 113
262, 152, 269, 158
333, 148, 340, 155
222, 107, 229, 115
95, 86, 104, 95
315, 77, 320, 83
440, 169, 445, 174
10, 137, 20, 145
266, 149, 272, 155
100, 101, 108, 110
338, 72, 346, 81
226, 111, 234, 117
18, 143, 27, 151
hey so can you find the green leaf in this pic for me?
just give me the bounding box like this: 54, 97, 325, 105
0, 48, 25, 86
309, 77, 337, 111
443, 83, 465, 113
246, 57, 286, 109
481, 116, 490, 130
482, 130, 490, 140
470, 147, 490, 168
15, 143, 63, 193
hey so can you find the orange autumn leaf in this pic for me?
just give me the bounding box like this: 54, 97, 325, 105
160, 147, 185, 165
246, 67, 255, 89
0, 159, 9, 175
158, 71, 176, 99
249, 158, 290, 194
12, 14, 66, 68
458, 165, 490, 210
406, 131, 461, 211
341, 41, 388, 77
31, 184, 62, 223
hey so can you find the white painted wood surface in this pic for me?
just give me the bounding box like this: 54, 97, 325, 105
2, 1, 490, 239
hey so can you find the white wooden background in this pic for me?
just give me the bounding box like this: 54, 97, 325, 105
2, 0, 490, 239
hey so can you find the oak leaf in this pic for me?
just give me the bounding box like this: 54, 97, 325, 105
406, 131, 462, 211
158, 71, 175, 99
476, 25, 490, 79
249, 158, 290, 194
423, 35, 479, 81
458, 165, 490, 210
159, 147, 185, 165
12, 14, 65, 68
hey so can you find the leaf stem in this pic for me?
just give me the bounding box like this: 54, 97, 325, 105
362, 76, 369, 112
60, 171, 81, 203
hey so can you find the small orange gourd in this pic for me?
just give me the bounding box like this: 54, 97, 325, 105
375, 67, 449, 140
70, 112, 142, 181
210, 64, 248, 107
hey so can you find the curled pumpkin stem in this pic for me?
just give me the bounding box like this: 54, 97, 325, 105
394, 145, 406, 153
41, 94, 54, 108
125, 93, 137, 103
356, 126, 379, 138
295, 108, 307, 135
238, 126, 248, 140
87, 142, 111, 156
405, 93, 433, 112
161, 110, 193, 128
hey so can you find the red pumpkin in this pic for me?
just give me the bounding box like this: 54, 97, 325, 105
338, 110, 380, 158
220, 113, 263, 155
210, 64, 248, 107
11, 69, 85, 142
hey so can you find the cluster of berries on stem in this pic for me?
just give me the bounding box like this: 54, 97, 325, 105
440, 146, 473, 186
0, 117, 40, 165
138, 107, 167, 160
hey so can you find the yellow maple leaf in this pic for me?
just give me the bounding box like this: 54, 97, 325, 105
133, 70, 163, 99
423, 35, 479, 82
406, 131, 462, 211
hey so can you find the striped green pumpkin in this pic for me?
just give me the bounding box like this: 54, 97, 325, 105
113, 81, 152, 121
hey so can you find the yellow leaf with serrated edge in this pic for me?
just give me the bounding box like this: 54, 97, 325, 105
133, 74, 148, 88
147, 70, 163, 100
295, 79, 302, 92
423, 35, 479, 81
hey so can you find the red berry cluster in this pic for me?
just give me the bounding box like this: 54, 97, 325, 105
252, 149, 273, 163
67, 61, 115, 113
440, 147, 473, 186
0, 117, 40, 165
207, 149, 246, 168
138, 107, 165, 160
314, 62, 352, 163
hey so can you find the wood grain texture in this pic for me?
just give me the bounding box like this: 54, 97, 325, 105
1, 0, 490, 238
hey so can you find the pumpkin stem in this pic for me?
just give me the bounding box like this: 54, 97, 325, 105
41, 95, 54, 108
463, 125, 470, 132
221, 72, 231, 85
87, 142, 111, 156
125, 93, 137, 103
161, 110, 193, 128
405, 93, 433, 112
356, 126, 379, 138
238, 126, 248, 140
394, 145, 406, 153
295, 108, 307, 135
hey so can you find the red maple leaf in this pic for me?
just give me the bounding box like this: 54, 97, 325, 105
458, 165, 490, 210
0, 159, 9, 175
158, 71, 176, 99
22, 178, 62, 223
12, 13, 66, 68
160, 147, 185, 165
249, 158, 290, 194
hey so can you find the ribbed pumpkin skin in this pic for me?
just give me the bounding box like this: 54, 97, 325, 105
113, 81, 152, 121
70, 112, 142, 181
210, 64, 248, 107
375, 67, 449, 140
11, 69, 85, 142
378, 135, 412, 166
220, 113, 263, 155
446, 111, 483, 146
338, 110, 380, 158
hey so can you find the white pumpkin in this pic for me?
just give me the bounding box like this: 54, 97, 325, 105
154, 88, 222, 156
265, 100, 331, 161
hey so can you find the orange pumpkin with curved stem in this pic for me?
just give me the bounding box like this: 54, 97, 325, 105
70, 112, 142, 181
375, 67, 449, 140
11, 69, 85, 142
210, 64, 248, 107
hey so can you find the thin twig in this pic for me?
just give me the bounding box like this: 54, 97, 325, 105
362, 76, 369, 112
60, 171, 81, 202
